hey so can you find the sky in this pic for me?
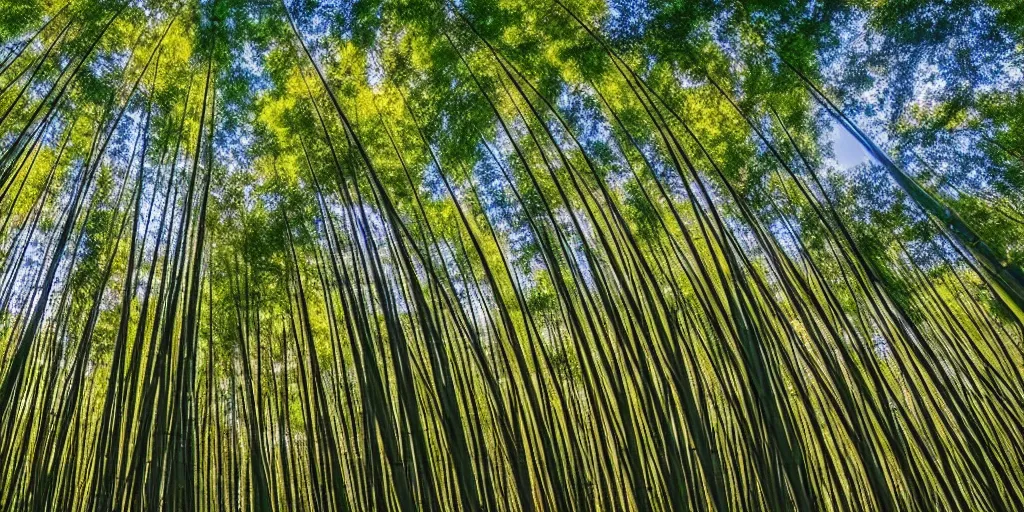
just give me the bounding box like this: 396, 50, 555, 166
830, 121, 873, 170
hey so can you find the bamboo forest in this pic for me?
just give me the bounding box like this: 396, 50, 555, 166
2, 0, 1024, 509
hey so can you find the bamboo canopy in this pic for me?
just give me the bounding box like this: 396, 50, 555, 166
0, 0, 1022, 510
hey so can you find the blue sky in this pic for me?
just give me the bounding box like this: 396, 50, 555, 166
830, 121, 873, 170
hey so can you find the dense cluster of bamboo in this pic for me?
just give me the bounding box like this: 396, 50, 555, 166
0, 1, 1022, 511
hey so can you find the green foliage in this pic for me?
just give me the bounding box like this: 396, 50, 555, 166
0, 0, 1022, 510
